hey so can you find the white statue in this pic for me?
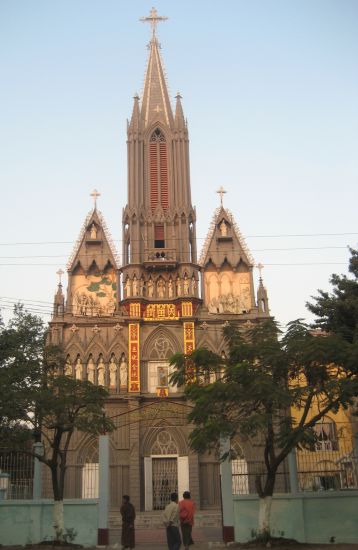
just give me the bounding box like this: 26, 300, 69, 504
176, 277, 182, 297
75, 357, 82, 380
109, 357, 117, 388
119, 355, 128, 389
125, 278, 131, 298
97, 357, 105, 386
157, 278, 165, 299
90, 222, 97, 239
132, 275, 139, 296
147, 278, 154, 298
87, 359, 95, 383
190, 276, 196, 295
183, 276, 189, 296
65, 360, 72, 376
219, 220, 227, 236
168, 279, 174, 298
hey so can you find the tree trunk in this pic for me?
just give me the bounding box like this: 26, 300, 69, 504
53, 499, 65, 540
258, 496, 272, 537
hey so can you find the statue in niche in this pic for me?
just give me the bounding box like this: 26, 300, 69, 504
132, 275, 139, 297
90, 223, 97, 239
75, 357, 82, 380
176, 276, 182, 297
168, 278, 174, 299
119, 354, 128, 389
183, 276, 189, 296
97, 358, 105, 386
157, 278, 165, 299
125, 278, 131, 298
87, 359, 95, 383
219, 220, 227, 236
109, 357, 117, 388
147, 278, 154, 298
65, 360, 72, 376
157, 366, 168, 387
190, 276, 196, 295
140, 277, 145, 296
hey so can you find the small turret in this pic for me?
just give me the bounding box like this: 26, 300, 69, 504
174, 92, 186, 130
128, 94, 141, 133
257, 264, 270, 315
53, 269, 65, 318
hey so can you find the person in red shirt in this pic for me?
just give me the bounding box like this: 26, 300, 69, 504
179, 491, 196, 550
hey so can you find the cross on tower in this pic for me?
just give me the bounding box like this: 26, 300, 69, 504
90, 189, 101, 208
140, 7, 168, 38
257, 263, 264, 279
216, 186, 227, 207
56, 268, 64, 285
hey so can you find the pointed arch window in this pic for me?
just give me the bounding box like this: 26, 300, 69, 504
149, 128, 169, 210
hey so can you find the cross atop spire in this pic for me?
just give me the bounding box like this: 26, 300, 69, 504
257, 263, 264, 279
56, 268, 64, 285
90, 189, 101, 208
216, 186, 227, 207
140, 7, 168, 39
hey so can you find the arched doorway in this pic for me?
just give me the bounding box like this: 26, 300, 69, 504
144, 428, 189, 511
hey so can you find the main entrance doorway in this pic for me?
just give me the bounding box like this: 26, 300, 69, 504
152, 457, 178, 509
144, 429, 189, 511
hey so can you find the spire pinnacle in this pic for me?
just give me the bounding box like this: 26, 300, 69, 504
175, 92, 185, 129
257, 263, 264, 280
140, 7, 168, 39
56, 268, 64, 285
90, 189, 101, 209
216, 186, 227, 207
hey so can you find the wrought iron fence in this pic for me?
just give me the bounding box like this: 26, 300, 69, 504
0, 451, 33, 500
232, 424, 358, 495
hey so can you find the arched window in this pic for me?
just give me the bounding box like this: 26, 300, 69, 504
149, 128, 169, 211
314, 417, 338, 451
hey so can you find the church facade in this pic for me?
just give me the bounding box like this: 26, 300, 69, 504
49, 9, 270, 512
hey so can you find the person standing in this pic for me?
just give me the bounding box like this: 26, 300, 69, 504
163, 492, 182, 550
120, 494, 136, 550
179, 491, 195, 550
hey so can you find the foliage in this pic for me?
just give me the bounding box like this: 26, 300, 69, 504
307, 247, 358, 344
0, 305, 114, 539
170, 318, 358, 500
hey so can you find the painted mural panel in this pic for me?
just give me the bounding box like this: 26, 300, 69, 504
72, 270, 117, 316
205, 271, 252, 314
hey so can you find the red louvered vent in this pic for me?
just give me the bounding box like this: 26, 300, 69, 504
150, 142, 158, 210
159, 142, 169, 209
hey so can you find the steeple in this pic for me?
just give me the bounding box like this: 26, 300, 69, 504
122, 8, 199, 307
140, 10, 173, 129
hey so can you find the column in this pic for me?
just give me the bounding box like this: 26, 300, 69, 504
220, 436, 234, 543
98, 435, 110, 545
32, 442, 44, 500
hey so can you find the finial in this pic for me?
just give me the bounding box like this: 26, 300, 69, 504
139, 8, 168, 40
216, 186, 227, 207
257, 263, 264, 279
140, 7, 168, 39
90, 189, 101, 208
56, 268, 64, 285
176, 91, 182, 99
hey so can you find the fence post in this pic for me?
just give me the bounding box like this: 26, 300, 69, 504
33, 442, 44, 500
220, 436, 235, 543
288, 448, 299, 493
98, 434, 110, 545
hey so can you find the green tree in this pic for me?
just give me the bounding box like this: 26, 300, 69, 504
0, 306, 114, 541
307, 247, 358, 344
170, 318, 358, 537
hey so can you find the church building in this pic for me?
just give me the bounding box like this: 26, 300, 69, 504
49, 8, 270, 513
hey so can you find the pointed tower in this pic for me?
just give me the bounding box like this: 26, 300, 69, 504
122, 8, 199, 311
200, 188, 269, 318
66, 191, 119, 317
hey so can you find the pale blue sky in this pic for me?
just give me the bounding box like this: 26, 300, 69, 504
0, 0, 357, 326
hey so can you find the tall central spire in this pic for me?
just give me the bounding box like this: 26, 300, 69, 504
139, 8, 173, 129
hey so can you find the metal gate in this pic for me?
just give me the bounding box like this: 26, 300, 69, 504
152, 457, 178, 510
